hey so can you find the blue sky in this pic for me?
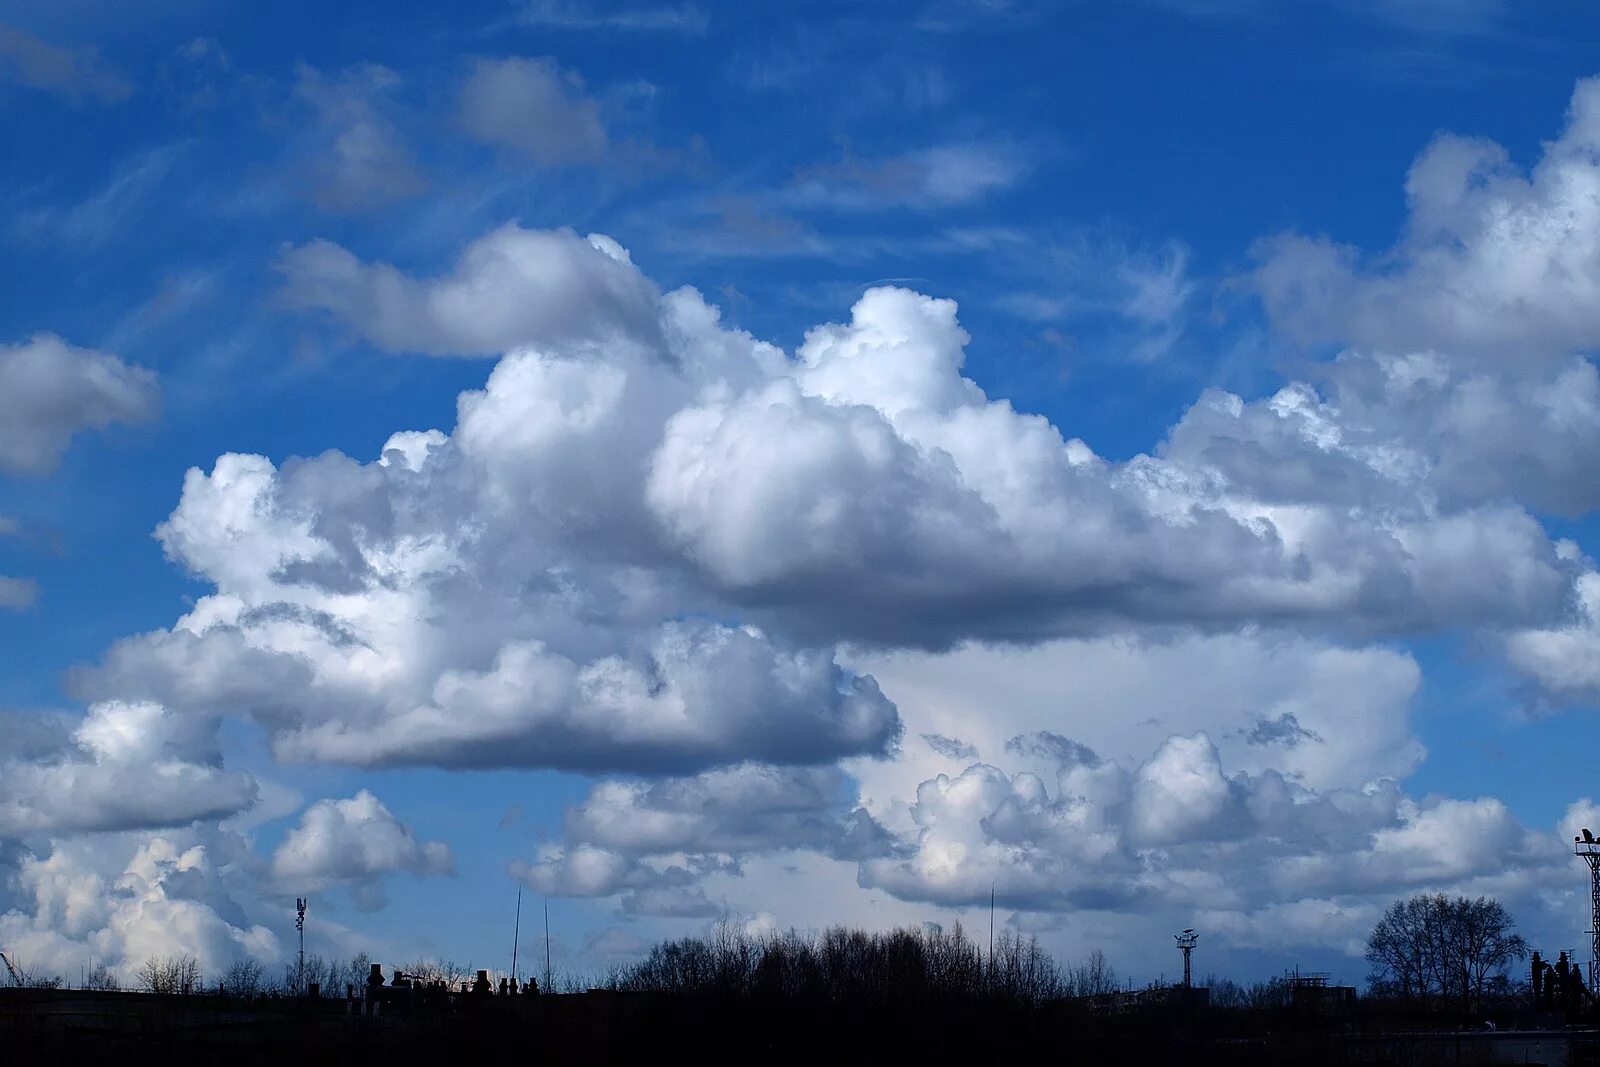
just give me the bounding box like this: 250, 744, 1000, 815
4, 0, 1600, 988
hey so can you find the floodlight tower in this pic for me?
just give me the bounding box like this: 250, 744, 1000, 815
295, 897, 308, 995
1175, 929, 1199, 989
1576, 830, 1600, 992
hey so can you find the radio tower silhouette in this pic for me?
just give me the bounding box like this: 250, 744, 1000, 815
1577, 829, 1600, 991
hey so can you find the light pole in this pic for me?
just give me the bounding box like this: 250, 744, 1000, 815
295, 897, 307, 995
1576, 830, 1600, 991
1175, 929, 1198, 990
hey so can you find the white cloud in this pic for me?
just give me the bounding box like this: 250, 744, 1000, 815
0, 575, 36, 610
846, 634, 1426, 853
0, 829, 277, 983
73, 434, 900, 772
0, 334, 158, 475
860, 732, 1555, 916
20, 60, 1600, 979
0, 23, 129, 104
13, 146, 175, 248
788, 141, 1033, 211
517, 1, 708, 33
270, 791, 452, 907
990, 235, 1195, 363
519, 762, 893, 907
279, 226, 663, 356
459, 56, 607, 164
646, 284, 1571, 643
1505, 570, 1600, 703
87, 216, 1593, 791
1249, 78, 1600, 514
291, 64, 426, 214
553, 762, 891, 860
0, 702, 258, 836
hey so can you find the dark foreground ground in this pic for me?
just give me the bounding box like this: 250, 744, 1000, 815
3, 987, 1598, 1065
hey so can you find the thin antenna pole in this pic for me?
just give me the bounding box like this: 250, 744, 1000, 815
511, 886, 522, 985
544, 899, 552, 993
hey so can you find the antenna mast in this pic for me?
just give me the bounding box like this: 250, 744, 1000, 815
1576, 830, 1600, 991
544, 899, 552, 993
511, 887, 522, 986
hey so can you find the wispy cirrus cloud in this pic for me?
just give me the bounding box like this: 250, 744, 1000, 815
12, 145, 177, 247
787, 141, 1034, 211
517, 0, 709, 34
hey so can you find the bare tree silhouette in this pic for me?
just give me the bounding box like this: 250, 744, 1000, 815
1366, 893, 1527, 1012
137, 954, 202, 995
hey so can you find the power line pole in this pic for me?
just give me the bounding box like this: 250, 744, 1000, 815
543, 899, 552, 993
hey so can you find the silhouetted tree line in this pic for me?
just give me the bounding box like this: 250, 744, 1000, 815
118, 952, 382, 998
2, 890, 1539, 1027
1203, 974, 1293, 1010
604, 921, 1124, 1006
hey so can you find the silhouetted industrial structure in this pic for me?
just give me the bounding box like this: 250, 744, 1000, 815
1577, 827, 1600, 992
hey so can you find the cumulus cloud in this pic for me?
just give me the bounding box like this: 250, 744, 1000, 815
0, 23, 129, 104
860, 732, 1556, 916
1505, 568, 1600, 703
269, 218, 1577, 649
71, 411, 900, 771
85, 208, 1596, 790
25, 76, 1600, 971
844, 632, 1428, 855
0, 702, 258, 836
1247, 78, 1600, 516
38, 76, 1600, 964
1163, 350, 1600, 518
459, 57, 607, 164
513, 762, 893, 915
0, 334, 159, 475
646, 284, 1570, 643
1256, 80, 1600, 362
270, 791, 451, 907
857, 633, 1433, 793
292, 64, 426, 213
79, 562, 899, 774
0, 828, 277, 982
279, 226, 663, 356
